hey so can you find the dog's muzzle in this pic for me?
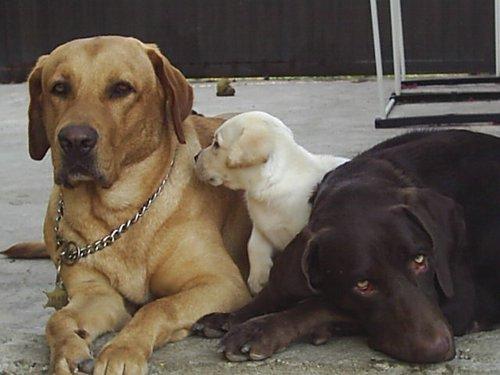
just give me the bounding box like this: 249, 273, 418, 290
56, 124, 102, 187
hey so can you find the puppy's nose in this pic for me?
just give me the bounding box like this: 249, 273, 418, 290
194, 151, 200, 162
58, 125, 98, 155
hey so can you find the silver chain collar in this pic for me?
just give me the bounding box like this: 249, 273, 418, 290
54, 157, 175, 265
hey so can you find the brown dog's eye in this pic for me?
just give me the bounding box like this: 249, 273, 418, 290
354, 280, 375, 295
213, 140, 220, 149
51, 82, 70, 97
109, 81, 135, 99
411, 254, 428, 273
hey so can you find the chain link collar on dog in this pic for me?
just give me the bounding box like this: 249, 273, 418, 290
54, 156, 175, 266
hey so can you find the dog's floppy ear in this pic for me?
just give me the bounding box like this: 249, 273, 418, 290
226, 125, 272, 168
28, 55, 50, 160
266, 227, 319, 300
401, 188, 466, 298
145, 44, 193, 144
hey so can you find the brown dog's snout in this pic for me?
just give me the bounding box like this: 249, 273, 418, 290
419, 329, 455, 363
58, 124, 98, 156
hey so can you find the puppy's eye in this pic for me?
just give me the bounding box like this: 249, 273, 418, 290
51, 82, 70, 97
411, 254, 428, 273
109, 81, 135, 99
213, 140, 220, 149
354, 280, 375, 295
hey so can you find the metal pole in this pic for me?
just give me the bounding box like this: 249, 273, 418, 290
390, 0, 402, 95
370, 0, 386, 118
496, 0, 500, 75
395, 0, 406, 79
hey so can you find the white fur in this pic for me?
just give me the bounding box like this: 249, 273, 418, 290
195, 111, 349, 294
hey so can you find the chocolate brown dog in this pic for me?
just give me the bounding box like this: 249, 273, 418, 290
193, 129, 500, 363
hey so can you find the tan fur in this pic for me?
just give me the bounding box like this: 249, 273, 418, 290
24, 36, 251, 374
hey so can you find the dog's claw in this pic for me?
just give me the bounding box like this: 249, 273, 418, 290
191, 323, 203, 333
249, 352, 268, 361
77, 358, 94, 374
225, 351, 248, 362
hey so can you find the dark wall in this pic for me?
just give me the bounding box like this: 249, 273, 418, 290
0, 0, 495, 83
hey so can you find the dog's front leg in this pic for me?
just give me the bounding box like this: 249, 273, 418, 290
247, 226, 275, 294
220, 297, 360, 361
93, 273, 248, 375
46, 269, 131, 375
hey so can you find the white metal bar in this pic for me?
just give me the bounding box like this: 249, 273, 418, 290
395, 0, 406, 79
390, 0, 402, 95
385, 97, 396, 118
496, 0, 500, 75
370, 0, 386, 118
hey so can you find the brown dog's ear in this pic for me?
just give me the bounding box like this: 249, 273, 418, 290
145, 44, 193, 144
402, 188, 466, 298
28, 55, 50, 160
226, 125, 272, 169
266, 227, 319, 300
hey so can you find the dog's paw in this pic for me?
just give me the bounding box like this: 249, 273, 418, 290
93, 343, 147, 375
50, 334, 93, 375
247, 268, 271, 295
192, 312, 238, 338
309, 323, 334, 346
220, 314, 292, 362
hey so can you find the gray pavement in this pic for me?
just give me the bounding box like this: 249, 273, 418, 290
1, 79, 499, 374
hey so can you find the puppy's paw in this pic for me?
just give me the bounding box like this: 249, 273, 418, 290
220, 314, 292, 362
192, 312, 234, 338
247, 268, 271, 295
93, 343, 147, 375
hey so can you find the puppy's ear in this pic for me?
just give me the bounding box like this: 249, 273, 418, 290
28, 55, 50, 160
226, 125, 272, 168
401, 188, 466, 298
145, 44, 193, 144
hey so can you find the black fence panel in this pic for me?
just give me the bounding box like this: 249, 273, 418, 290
0, 0, 496, 83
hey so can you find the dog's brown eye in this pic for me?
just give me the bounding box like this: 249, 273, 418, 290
354, 280, 374, 295
109, 81, 135, 99
411, 254, 428, 273
51, 82, 70, 97
213, 140, 220, 149
414, 254, 425, 264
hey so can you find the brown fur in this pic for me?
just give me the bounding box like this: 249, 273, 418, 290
12, 36, 251, 374
2, 242, 48, 258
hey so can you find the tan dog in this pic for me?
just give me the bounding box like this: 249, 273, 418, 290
11, 36, 251, 374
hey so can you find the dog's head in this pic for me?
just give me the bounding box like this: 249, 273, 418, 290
27, 36, 193, 188
284, 179, 467, 363
194, 111, 293, 190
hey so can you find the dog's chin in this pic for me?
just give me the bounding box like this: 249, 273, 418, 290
55, 167, 112, 189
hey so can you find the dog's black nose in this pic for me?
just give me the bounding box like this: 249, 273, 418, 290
58, 125, 98, 155
194, 152, 200, 162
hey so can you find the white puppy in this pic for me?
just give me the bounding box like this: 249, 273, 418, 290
195, 111, 349, 294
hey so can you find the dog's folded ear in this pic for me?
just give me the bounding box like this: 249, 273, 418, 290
145, 44, 193, 144
28, 55, 50, 160
226, 125, 273, 169
401, 188, 466, 298
267, 228, 320, 300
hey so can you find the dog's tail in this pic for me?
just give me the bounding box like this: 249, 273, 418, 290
2, 242, 49, 259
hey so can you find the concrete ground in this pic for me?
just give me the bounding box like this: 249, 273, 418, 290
1, 78, 499, 374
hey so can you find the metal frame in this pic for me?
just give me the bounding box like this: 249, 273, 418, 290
370, 0, 500, 129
